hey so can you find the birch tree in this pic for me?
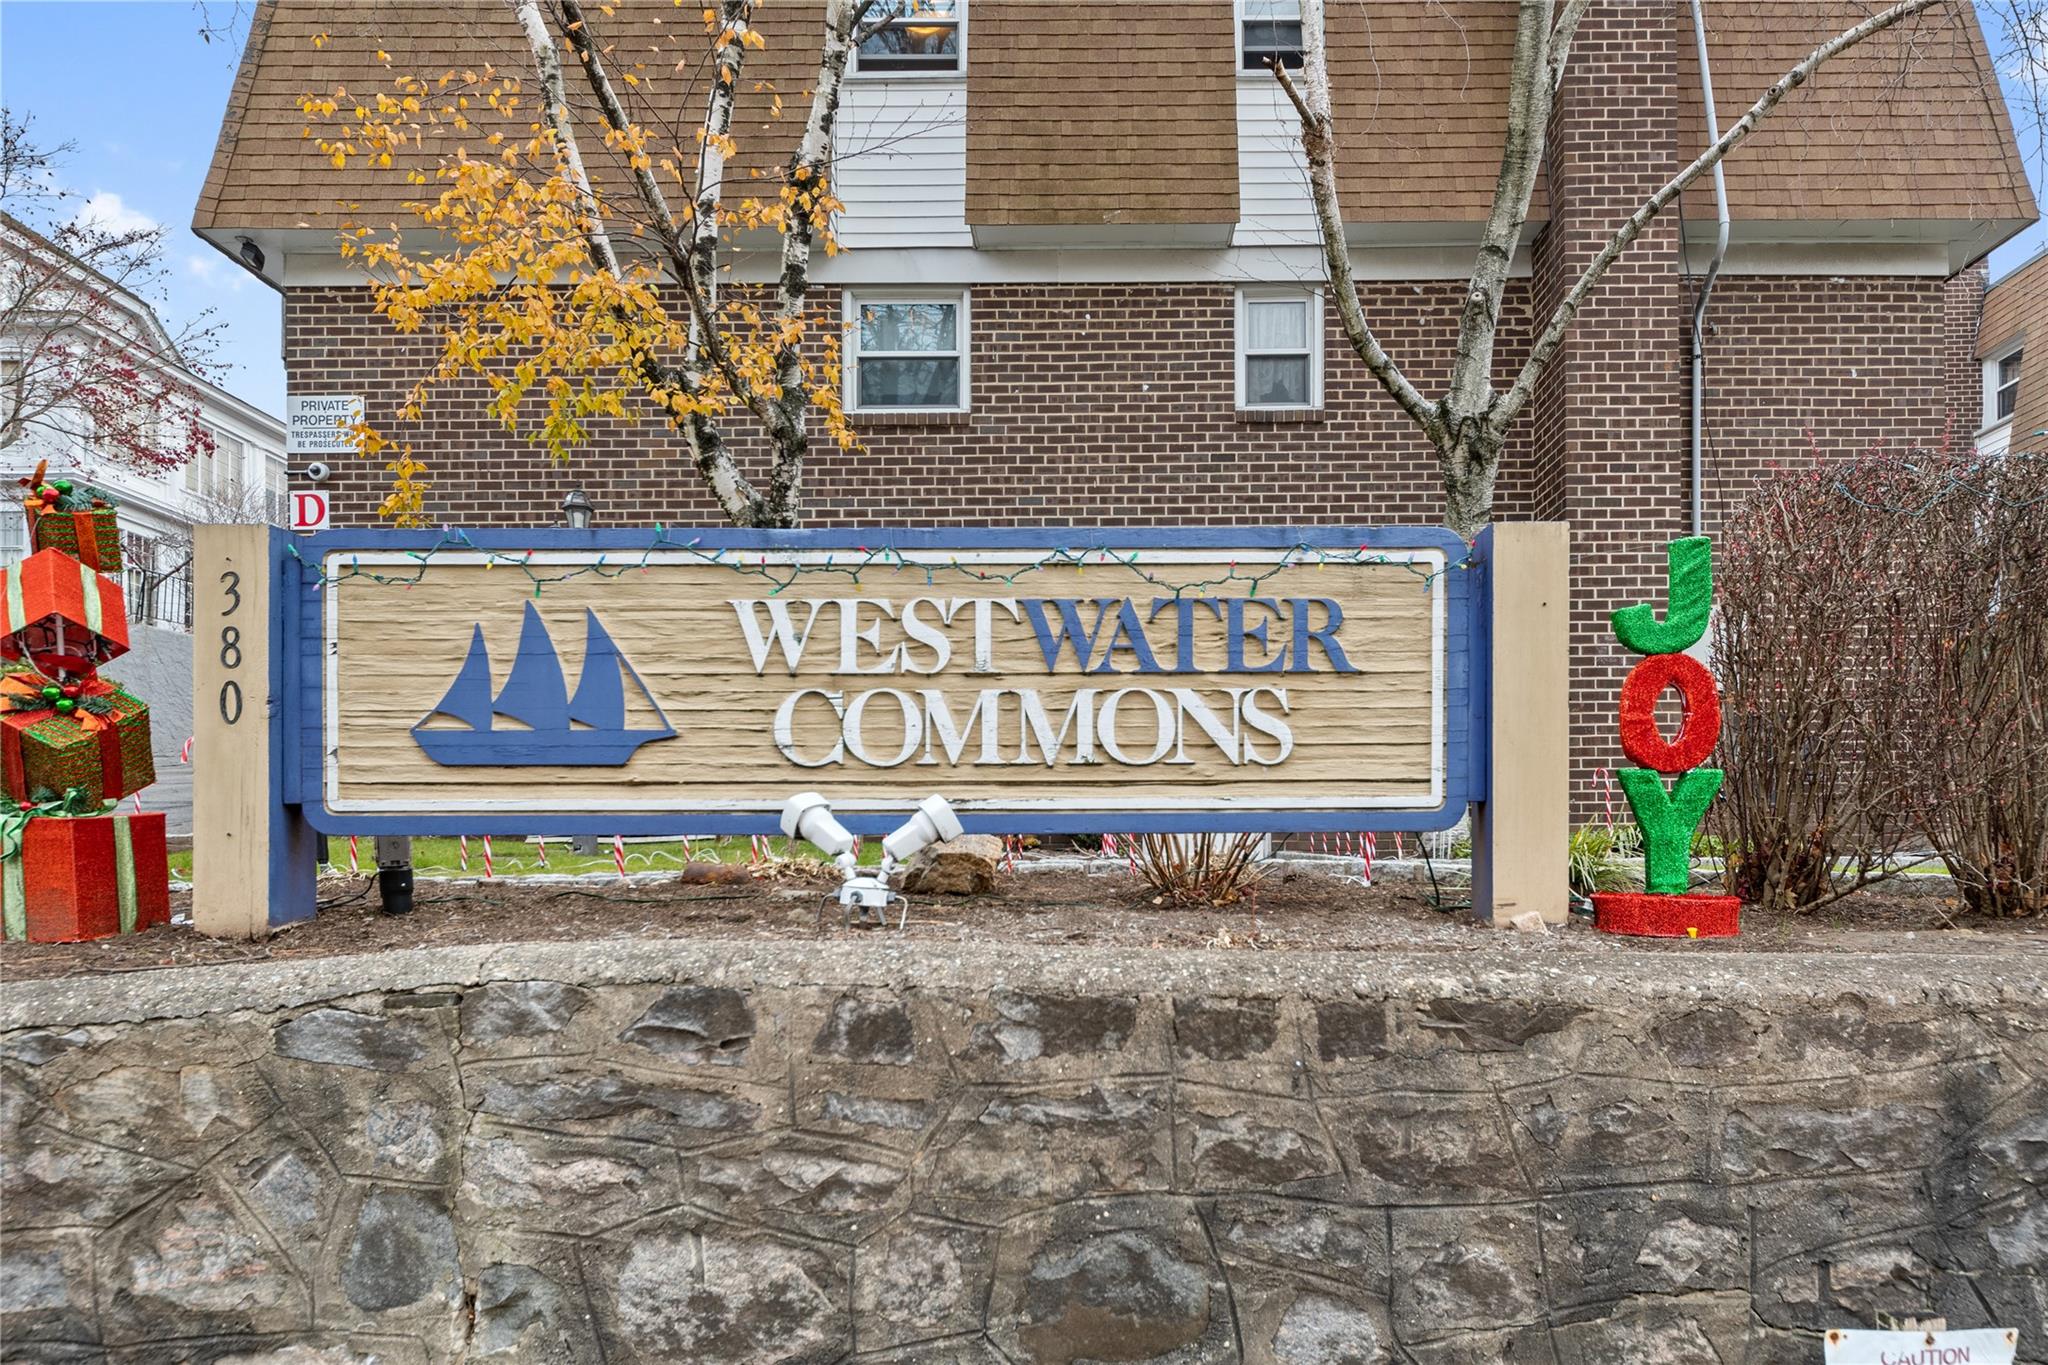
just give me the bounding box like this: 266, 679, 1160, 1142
1272, 0, 1953, 538
304, 0, 880, 526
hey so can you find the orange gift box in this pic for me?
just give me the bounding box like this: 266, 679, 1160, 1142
1, 811, 169, 943
0, 549, 129, 676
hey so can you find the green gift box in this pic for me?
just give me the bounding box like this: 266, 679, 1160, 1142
1, 676, 155, 805
26, 504, 123, 573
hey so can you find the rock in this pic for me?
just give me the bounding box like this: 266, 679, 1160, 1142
617, 988, 754, 1064
812, 995, 916, 1065
341, 1189, 459, 1313
1173, 996, 1280, 1062
608, 1232, 848, 1363
460, 981, 590, 1047
899, 835, 1003, 895
1015, 1226, 1214, 1365
272, 1009, 427, 1071
1273, 1293, 1386, 1364
472, 1263, 575, 1359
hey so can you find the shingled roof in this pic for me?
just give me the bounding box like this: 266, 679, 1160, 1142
197, 0, 827, 234
964, 2, 1238, 235
196, 0, 2032, 247
1677, 0, 2033, 227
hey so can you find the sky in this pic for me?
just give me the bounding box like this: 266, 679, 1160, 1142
1, 0, 282, 412
0, 0, 2045, 427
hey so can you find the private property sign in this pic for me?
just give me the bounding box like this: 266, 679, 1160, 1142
317, 530, 1467, 827
284, 393, 362, 455
191, 523, 1570, 933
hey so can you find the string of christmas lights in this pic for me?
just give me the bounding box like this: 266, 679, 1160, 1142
287, 528, 1474, 600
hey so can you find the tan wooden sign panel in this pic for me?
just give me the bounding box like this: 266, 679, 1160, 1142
323, 547, 1446, 817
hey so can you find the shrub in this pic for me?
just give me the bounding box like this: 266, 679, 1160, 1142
1711, 458, 1928, 911
1568, 822, 1642, 900
1713, 449, 2047, 916
1889, 451, 2048, 916
1132, 833, 1266, 907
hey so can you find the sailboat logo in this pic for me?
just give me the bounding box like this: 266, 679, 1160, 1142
411, 602, 678, 767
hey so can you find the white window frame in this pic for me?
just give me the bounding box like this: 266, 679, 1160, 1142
1236, 0, 1304, 77
850, 0, 966, 79
1235, 287, 1323, 412
1983, 338, 2023, 433
843, 289, 972, 414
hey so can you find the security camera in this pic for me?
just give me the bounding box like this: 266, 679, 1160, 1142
302, 461, 332, 484
237, 236, 265, 272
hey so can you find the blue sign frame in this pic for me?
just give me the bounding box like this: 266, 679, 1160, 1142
280, 525, 1491, 840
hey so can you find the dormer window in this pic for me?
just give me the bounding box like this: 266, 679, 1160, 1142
855, 0, 962, 76
1240, 0, 1303, 72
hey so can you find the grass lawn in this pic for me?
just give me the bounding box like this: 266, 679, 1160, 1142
169, 835, 874, 881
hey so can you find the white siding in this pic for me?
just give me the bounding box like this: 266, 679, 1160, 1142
834, 80, 972, 250
1233, 80, 1316, 248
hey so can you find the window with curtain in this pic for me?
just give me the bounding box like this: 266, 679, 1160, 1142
1238, 291, 1319, 410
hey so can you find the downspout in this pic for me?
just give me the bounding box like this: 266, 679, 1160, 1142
1688, 0, 1730, 538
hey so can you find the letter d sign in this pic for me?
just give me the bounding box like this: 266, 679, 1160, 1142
291, 489, 331, 533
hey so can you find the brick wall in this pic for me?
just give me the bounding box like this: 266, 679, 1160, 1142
1533, 0, 1689, 819
283, 281, 1541, 529
1946, 263, 1989, 442
1687, 274, 1951, 532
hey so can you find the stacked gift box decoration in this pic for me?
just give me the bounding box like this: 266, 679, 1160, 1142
0, 463, 169, 942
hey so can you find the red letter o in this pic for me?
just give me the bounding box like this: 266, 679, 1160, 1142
1618, 653, 1721, 773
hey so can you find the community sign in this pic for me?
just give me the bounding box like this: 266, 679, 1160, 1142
307, 528, 1481, 834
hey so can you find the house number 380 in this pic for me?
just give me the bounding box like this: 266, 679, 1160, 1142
218, 570, 244, 725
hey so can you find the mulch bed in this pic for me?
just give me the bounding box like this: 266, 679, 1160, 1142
2, 865, 2039, 983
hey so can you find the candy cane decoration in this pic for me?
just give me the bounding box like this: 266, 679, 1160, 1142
1362, 832, 1376, 886
178, 735, 193, 764
481, 834, 494, 879
347, 834, 360, 874
131, 791, 144, 814
612, 835, 627, 878
458, 835, 470, 872
533, 836, 549, 868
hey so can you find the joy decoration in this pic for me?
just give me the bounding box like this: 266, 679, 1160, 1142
1590, 536, 1742, 937
0, 462, 168, 943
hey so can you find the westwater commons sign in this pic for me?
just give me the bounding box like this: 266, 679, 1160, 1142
195, 524, 1569, 934
316, 529, 1472, 830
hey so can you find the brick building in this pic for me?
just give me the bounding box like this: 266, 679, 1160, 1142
193, 0, 2034, 808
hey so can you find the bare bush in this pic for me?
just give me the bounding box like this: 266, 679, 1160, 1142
1891, 452, 2048, 916
1713, 450, 2048, 916
1132, 834, 1266, 908
1712, 459, 1929, 911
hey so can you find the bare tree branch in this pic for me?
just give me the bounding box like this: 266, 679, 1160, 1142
1273, 4, 1438, 440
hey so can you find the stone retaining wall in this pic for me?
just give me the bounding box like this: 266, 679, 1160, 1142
3, 940, 2042, 1363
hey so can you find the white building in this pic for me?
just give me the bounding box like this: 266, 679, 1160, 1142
0, 211, 284, 630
